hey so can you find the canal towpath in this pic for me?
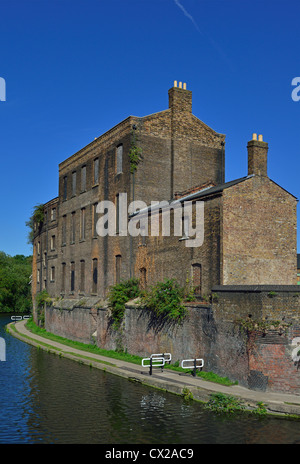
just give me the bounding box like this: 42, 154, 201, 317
7, 319, 300, 418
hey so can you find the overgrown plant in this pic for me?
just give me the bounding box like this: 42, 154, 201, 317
205, 393, 246, 415
142, 279, 187, 322
129, 129, 143, 174
108, 278, 141, 328
26, 203, 44, 244
183, 274, 196, 302
35, 289, 51, 327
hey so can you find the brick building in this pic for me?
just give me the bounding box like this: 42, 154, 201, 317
32, 82, 297, 305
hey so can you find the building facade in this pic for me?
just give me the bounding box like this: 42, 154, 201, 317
32, 82, 297, 307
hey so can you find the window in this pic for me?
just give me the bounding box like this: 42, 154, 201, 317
43, 252, 47, 267
71, 211, 76, 243
50, 266, 55, 282
80, 208, 86, 240
61, 263, 66, 292
70, 262, 75, 292
62, 215, 67, 245
93, 202, 98, 237
94, 158, 99, 184
80, 260, 85, 293
63, 176, 67, 201
81, 165, 86, 192
51, 207, 56, 221
192, 263, 202, 296
115, 255, 121, 284
72, 171, 77, 196
116, 144, 123, 175
92, 258, 98, 294
116, 194, 119, 234
50, 235, 56, 250
182, 215, 190, 239
37, 241, 40, 255
37, 269, 40, 284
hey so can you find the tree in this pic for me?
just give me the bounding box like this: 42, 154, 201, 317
25, 203, 44, 245
0, 252, 32, 313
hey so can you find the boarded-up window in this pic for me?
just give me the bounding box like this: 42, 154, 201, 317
62, 215, 67, 245
94, 158, 99, 184
80, 260, 85, 293
115, 255, 121, 284
71, 212, 76, 243
80, 208, 86, 240
92, 258, 98, 294
50, 235, 56, 250
63, 176, 67, 201
70, 262, 75, 292
72, 171, 77, 196
93, 203, 98, 237
81, 165, 86, 191
61, 263, 66, 292
192, 263, 201, 296
116, 145, 123, 175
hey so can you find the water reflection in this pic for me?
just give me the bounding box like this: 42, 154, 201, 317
1, 314, 300, 444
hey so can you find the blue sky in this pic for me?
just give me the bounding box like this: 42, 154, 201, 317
1, 0, 300, 256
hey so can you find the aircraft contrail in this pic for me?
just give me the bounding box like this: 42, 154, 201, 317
174, 0, 200, 32
173, 0, 234, 69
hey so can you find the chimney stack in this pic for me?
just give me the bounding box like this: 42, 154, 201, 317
169, 80, 192, 113
247, 133, 268, 177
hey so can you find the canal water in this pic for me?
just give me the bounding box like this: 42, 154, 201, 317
1, 314, 300, 445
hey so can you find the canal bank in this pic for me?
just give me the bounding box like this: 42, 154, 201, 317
7, 320, 300, 418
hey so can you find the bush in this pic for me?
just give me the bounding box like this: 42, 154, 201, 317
108, 278, 140, 327
205, 393, 245, 414
142, 279, 187, 322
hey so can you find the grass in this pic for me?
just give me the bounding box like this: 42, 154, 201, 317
24, 318, 237, 386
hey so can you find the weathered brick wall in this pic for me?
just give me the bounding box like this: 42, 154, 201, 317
222, 176, 297, 285
44, 286, 300, 394
212, 285, 300, 393
45, 298, 98, 344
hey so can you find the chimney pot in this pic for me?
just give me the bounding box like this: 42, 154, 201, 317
174, 80, 177, 88
183, 82, 187, 90
258, 134, 263, 141
252, 133, 257, 140
179, 81, 182, 88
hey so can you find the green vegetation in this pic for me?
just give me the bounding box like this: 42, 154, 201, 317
108, 278, 140, 327
0, 252, 32, 313
26, 203, 44, 245
142, 279, 187, 322
237, 316, 291, 336
108, 277, 188, 327
205, 393, 246, 414
129, 129, 143, 174
35, 289, 51, 327
205, 392, 268, 416
182, 387, 193, 402
24, 318, 237, 386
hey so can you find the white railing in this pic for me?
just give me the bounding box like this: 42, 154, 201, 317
181, 358, 204, 377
